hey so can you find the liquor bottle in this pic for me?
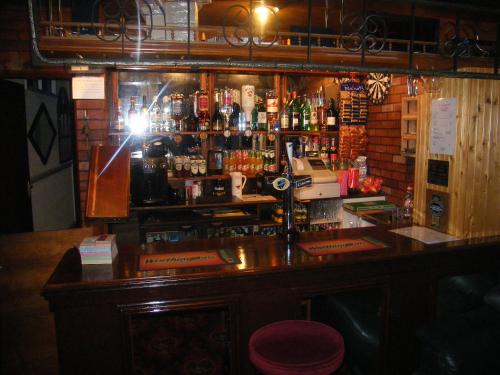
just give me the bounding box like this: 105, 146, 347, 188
403, 185, 414, 222
195, 89, 210, 131
171, 93, 184, 131
300, 94, 311, 131
115, 98, 125, 131
279, 96, 289, 130
184, 96, 199, 132
320, 137, 328, 162
326, 98, 339, 131
310, 105, 319, 131
328, 137, 338, 170
150, 96, 161, 132
213, 179, 225, 197
211, 100, 224, 131
251, 102, 259, 131
127, 96, 138, 131
229, 102, 240, 131
161, 96, 171, 131
317, 86, 325, 129
288, 91, 300, 131
266, 89, 278, 132
140, 95, 150, 132
257, 98, 267, 131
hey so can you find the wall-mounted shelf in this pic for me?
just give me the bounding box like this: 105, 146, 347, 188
401, 97, 419, 157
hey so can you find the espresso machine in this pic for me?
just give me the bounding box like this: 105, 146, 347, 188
130, 139, 170, 206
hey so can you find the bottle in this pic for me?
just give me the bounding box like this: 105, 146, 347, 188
317, 86, 325, 128
251, 102, 259, 131
171, 93, 184, 131
150, 96, 161, 132
403, 185, 414, 222
185, 96, 199, 132
211, 100, 224, 131
300, 94, 311, 131
161, 96, 171, 131
279, 96, 289, 130
266, 89, 278, 132
326, 98, 339, 131
140, 95, 149, 132
328, 137, 338, 170
257, 98, 267, 131
115, 98, 125, 131
127, 96, 138, 131
195, 89, 210, 131
213, 179, 225, 197
310, 103, 319, 131
229, 102, 240, 131
320, 137, 328, 162
288, 91, 300, 131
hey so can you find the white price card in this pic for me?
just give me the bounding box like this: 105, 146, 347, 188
430, 97, 457, 155
72, 76, 105, 99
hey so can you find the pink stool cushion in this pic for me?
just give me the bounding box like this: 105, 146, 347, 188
249, 320, 345, 375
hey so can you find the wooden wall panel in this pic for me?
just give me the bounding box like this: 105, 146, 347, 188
414, 70, 500, 238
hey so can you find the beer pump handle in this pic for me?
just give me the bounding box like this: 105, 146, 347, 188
285, 142, 294, 174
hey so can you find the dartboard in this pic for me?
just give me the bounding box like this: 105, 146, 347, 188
366, 73, 391, 104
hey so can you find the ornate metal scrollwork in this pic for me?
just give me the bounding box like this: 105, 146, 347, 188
341, 13, 387, 54
222, 4, 279, 48
91, 0, 153, 42
440, 22, 489, 58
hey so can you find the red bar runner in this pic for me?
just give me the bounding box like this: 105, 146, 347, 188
298, 237, 388, 256
139, 249, 240, 271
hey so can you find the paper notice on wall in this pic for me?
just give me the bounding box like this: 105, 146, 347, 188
72, 76, 105, 99
430, 98, 457, 155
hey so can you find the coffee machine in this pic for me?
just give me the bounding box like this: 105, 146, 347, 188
130, 139, 170, 206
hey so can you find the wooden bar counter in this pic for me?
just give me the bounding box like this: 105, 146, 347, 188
43, 226, 500, 375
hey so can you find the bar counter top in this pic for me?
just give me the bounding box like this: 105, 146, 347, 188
44, 226, 500, 292
42, 226, 500, 375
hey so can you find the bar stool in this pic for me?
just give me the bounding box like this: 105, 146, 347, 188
249, 320, 345, 375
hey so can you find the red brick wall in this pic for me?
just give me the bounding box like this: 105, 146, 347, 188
0, 3, 31, 73
74, 100, 109, 220
367, 75, 415, 204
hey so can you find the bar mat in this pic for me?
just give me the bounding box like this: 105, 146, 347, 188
298, 237, 388, 256
139, 249, 241, 271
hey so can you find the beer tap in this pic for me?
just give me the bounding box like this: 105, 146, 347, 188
282, 142, 296, 245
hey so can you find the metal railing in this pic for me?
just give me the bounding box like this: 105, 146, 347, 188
29, 0, 499, 79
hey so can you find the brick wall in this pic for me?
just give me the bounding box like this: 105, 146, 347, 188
0, 3, 31, 73
366, 75, 415, 204
74, 100, 109, 219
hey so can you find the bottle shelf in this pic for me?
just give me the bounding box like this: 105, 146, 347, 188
108, 130, 339, 137
168, 174, 259, 182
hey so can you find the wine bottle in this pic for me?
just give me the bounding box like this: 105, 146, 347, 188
211, 100, 224, 131
326, 98, 339, 131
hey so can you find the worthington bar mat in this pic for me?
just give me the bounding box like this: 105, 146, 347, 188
139, 249, 241, 271
298, 237, 388, 256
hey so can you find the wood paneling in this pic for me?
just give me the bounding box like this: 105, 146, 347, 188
414, 70, 500, 238
86, 145, 131, 219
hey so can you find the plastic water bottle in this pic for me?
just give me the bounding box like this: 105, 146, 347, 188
403, 185, 414, 223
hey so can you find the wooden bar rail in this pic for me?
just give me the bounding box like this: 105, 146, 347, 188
42, 226, 500, 375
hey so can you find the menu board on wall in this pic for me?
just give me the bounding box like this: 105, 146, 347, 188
430, 98, 457, 155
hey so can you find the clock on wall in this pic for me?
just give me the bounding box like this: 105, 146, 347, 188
366, 73, 391, 105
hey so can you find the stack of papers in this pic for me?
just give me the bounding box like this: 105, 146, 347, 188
78, 234, 118, 264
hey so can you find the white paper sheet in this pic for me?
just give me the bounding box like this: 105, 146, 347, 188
430, 98, 457, 155
389, 226, 459, 244
72, 76, 105, 99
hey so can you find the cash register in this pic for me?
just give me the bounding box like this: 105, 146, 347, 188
292, 157, 340, 200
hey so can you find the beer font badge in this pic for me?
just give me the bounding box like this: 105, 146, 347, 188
272, 176, 290, 191
139, 249, 241, 271
298, 237, 388, 256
